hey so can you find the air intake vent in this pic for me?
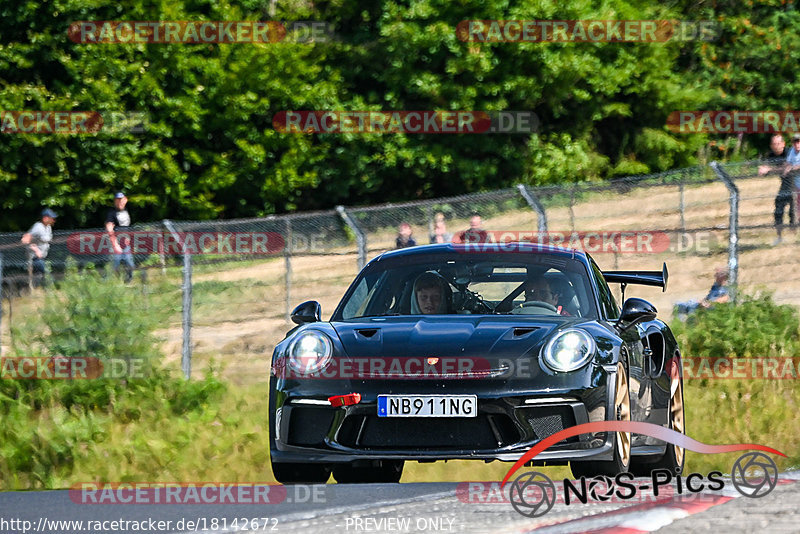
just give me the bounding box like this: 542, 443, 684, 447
355, 329, 379, 338
513, 327, 538, 337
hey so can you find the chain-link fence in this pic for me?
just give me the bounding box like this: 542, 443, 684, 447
0, 158, 795, 379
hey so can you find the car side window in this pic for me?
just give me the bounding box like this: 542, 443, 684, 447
590, 261, 619, 320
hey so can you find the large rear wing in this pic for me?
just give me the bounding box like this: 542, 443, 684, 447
602, 262, 668, 292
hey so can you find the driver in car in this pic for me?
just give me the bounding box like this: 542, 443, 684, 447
525, 278, 571, 316
412, 272, 450, 314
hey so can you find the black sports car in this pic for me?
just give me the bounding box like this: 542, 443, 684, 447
269, 243, 684, 484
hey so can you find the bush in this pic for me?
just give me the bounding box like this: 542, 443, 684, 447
670, 291, 800, 473
0, 266, 227, 489
26, 262, 163, 364
671, 291, 800, 359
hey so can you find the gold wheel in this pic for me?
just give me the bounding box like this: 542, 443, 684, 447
670, 373, 685, 466
615, 361, 631, 467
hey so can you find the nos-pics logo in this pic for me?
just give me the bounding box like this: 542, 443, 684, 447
500, 421, 783, 518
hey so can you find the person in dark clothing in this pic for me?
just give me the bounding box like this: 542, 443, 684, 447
761, 133, 799, 244
105, 191, 134, 282
758, 133, 787, 176
777, 133, 800, 243
395, 222, 417, 249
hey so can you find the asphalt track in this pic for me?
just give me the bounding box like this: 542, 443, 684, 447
1, 471, 798, 534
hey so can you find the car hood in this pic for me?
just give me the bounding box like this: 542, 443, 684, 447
330, 315, 586, 361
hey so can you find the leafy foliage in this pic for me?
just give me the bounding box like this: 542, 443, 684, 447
672, 291, 800, 360
2, 0, 794, 229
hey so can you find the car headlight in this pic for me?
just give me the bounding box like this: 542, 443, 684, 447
288, 331, 333, 374
542, 328, 596, 372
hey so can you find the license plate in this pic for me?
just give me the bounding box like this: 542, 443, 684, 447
377, 395, 477, 417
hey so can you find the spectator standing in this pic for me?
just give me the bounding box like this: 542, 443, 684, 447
21, 208, 57, 288
456, 214, 489, 244
773, 134, 800, 244
757, 133, 786, 176
105, 192, 134, 282
395, 222, 417, 249
429, 212, 452, 244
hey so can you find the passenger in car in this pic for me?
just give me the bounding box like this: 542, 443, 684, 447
411, 271, 451, 314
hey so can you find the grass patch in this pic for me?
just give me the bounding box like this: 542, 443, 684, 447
672, 291, 800, 473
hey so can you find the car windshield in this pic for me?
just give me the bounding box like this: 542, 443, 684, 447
334, 253, 598, 320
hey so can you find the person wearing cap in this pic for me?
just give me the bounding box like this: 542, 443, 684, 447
105, 192, 134, 282
774, 133, 800, 244
21, 208, 57, 287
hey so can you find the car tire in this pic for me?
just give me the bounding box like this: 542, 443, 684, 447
570, 360, 631, 478
333, 460, 404, 484
630, 369, 685, 477
271, 462, 331, 484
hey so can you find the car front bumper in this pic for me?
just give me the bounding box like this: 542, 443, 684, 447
270, 364, 620, 465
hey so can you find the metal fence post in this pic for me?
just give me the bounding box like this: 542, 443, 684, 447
284, 218, 292, 322
710, 162, 739, 287
181, 248, 192, 379
569, 188, 576, 232
425, 205, 434, 239
336, 206, 367, 271
164, 220, 192, 379
158, 221, 168, 276
517, 184, 548, 233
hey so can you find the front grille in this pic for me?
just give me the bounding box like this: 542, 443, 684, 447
340, 414, 519, 450
287, 407, 335, 446
519, 405, 578, 443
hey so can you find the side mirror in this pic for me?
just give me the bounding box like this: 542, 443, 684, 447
291, 300, 321, 325
618, 298, 657, 329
